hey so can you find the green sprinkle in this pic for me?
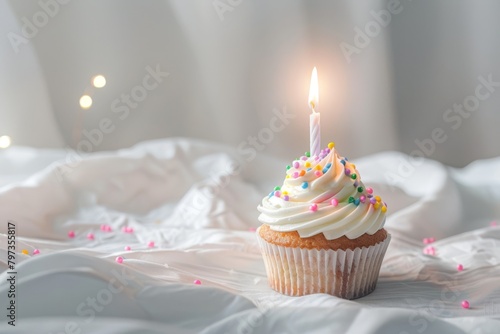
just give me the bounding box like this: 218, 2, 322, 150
274, 186, 281, 191
348, 197, 355, 203
357, 187, 363, 193
351, 174, 357, 180
286, 165, 291, 170
305, 151, 310, 157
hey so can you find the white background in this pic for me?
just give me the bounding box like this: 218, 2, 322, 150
1, 0, 499, 167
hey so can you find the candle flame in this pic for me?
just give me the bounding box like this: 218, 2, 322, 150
308, 67, 318, 111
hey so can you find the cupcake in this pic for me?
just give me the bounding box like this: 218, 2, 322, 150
256, 142, 390, 299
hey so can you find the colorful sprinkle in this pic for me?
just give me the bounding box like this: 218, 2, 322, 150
274, 186, 281, 191
301, 156, 308, 161
309, 203, 318, 212
314, 170, 322, 177
115, 256, 124, 264
357, 187, 363, 193
274, 191, 281, 197
305, 151, 310, 158
68, 231, 75, 238
286, 165, 291, 170
282, 191, 288, 195
33, 249, 40, 255
292, 172, 299, 178
345, 168, 351, 176
366, 187, 373, 194
375, 196, 381, 202
354, 198, 360, 206
305, 161, 311, 168
461, 300, 470, 309
374, 203, 380, 210
301, 182, 308, 189
283, 195, 289, 201
360, 195, 366, 203
457, 264, 464, 271
124, 246, 131, 251
328, 142, 335, 149
381, 206, 387, 213
348, 197, 355, 204
147, 241, 155, 248
340, 160, 346, 166
299, 170, 306, 176
315, 165, 322, 170
87, 232, 95, 240
330, 198, 338, 207
353, 181, 359, 187
194, 279, 202, 285
22, 249, 29, 255
293, 161, 300, 169
351, 173, 357, 180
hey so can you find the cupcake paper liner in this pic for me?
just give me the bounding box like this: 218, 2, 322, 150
256, 228, 391, 299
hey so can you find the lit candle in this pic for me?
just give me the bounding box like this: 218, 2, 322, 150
308, 67, 320, 156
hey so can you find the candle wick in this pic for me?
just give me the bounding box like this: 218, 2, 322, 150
310, 101, 316, 111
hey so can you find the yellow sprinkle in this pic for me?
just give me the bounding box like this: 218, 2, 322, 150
381, 206, 387, 213
315, 165, 322, 170
328, 142, 335, 149
22, 249, 29, 255
282, 191, 288, 195
286, 175, 290, 179
352, 164, 356, 168
305, 162, 311, 168
375, 196, 381, 202
374, 203, 380, 210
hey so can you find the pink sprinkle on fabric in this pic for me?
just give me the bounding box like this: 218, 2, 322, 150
309, 203, 318, 212
423, 246, 436, 256
457, 264, 464, 271
423, 237, 435, 244
33, 249, 40, 255
87, 233, 95, 240
461, 300, 470, 309
147, 241, 155, 248
68, 231, 75, 238
115, 256, 124, 264
194, 279, 202, 285
122, 226, 134, 233
124, 246, 131, 251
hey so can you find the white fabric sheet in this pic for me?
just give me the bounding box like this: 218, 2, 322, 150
1, 139, 500, 333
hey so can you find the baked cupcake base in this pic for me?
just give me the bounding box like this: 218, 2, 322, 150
256, 225, 390, 299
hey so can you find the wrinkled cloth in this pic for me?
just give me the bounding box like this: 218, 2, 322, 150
1, 138, 499, 333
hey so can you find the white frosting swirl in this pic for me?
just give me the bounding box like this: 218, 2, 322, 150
257, 147, 386, 240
